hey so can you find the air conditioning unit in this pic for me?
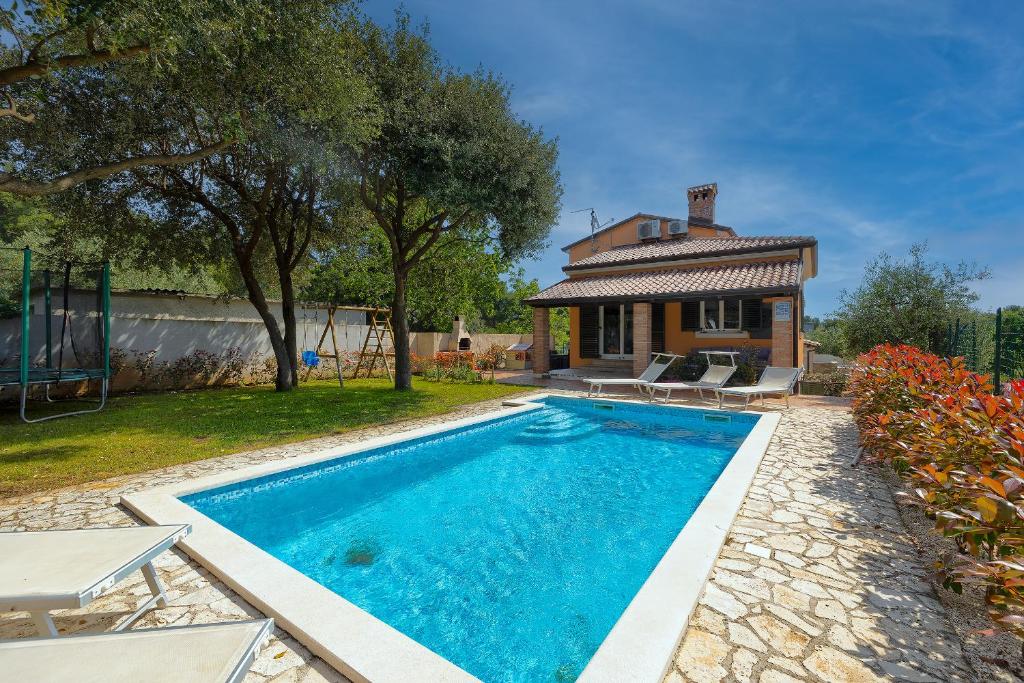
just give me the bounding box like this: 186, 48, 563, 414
667, 220, 688, 236
636, 219, 659, 240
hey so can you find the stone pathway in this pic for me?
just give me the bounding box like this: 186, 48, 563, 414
665, 407, 974, 683
0, 396, 976, 682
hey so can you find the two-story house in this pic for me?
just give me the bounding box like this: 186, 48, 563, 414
526, 182, 818, 379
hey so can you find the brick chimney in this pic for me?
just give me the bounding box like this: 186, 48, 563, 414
687, 183, 718, 224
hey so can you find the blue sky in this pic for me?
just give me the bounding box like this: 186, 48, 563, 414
366, 1, 1024, 317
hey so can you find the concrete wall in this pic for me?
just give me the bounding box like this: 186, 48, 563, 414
0, 292, 372, 368
0, 290, 533, 376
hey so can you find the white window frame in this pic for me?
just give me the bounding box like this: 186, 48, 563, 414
700, 299, 742, 332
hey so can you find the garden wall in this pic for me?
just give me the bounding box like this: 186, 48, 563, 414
0, 290, 532, 392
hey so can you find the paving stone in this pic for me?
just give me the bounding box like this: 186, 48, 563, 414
772, 584, 811, 612
728, 622, 768, 653
748, 614, 812, 658
701, 583, 748, 620
804, 646, 884, 682
744, 542, 772, 559
675, 629, 730, 683
730, 647, 759, 683
758, 669, 802, 683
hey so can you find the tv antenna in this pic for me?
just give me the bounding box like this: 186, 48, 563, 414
571, 208, 613, 253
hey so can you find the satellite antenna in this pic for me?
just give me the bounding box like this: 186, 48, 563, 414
571, 207, 614, 253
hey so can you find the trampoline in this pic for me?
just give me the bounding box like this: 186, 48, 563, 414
1, 247, 111, 423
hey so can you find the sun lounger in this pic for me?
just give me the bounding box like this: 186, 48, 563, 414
583, 353, 678, 396
716, 366, 802, 409
0, 618, 273, 683
0, 524, 190, 636
646, 364, 737, 402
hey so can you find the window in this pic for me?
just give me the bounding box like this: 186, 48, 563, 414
700, 299, 741, 331
723, 299, 740, 330
700, 298, 720, 330
682, 297, 764, 333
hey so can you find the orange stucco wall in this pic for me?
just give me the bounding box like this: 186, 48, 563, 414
567, 300, 805, 369
558, 216, 811, 370
566, 216, 728, 263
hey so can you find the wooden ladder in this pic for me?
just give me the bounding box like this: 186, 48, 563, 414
353, 308, 395, 381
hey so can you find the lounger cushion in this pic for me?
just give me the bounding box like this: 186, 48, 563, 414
0, 525, 189, 609
0, 619, 272, 683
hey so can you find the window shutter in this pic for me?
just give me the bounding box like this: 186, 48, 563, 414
681, 301, 700, 330
741, 299, 762, 331
652, 302, 665, 353
579, 305, 599, 358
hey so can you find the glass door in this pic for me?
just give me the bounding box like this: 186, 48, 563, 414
599, 304, 633, 359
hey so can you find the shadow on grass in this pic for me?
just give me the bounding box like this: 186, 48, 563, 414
0, 378, 528, 497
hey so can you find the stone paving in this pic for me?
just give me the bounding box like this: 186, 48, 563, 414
665, 406, 974, 683
0, 393, 976, 682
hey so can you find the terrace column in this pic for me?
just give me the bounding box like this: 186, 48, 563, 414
532, 307, 550, 376
633, 302, 652, 378
769, 296, 795, 367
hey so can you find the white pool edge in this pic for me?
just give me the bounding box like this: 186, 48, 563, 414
577, 401, 780, 683
122, 393, 780, 683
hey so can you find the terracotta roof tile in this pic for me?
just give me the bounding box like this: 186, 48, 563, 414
527, 260, 801, 305
564, 236, 815, 271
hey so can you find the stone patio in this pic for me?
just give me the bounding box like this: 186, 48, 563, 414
0, 393, 978, 682
664, 405, 974, 683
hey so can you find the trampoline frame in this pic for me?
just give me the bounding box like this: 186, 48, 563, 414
1, 248, 110, 423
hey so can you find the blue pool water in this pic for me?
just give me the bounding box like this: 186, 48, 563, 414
183, 396, 756, 682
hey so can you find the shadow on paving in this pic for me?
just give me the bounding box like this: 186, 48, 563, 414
670, 408, 978, 683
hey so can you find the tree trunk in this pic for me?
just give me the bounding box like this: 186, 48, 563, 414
279, 267, 299, 388
392, 271, 413, 390
237, 254, 293, 392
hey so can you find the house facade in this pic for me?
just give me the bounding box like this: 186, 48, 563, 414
526, 183, 818, 378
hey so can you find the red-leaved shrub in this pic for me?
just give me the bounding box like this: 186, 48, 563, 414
850, 344, 1024, 635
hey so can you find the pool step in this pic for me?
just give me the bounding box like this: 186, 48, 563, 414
515, 417, 601, 443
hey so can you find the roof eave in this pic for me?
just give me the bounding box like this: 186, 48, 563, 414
563, 239, 818, 273
525, 284, 800, 308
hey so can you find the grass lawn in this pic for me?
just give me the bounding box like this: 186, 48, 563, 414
0, 378, 529, 498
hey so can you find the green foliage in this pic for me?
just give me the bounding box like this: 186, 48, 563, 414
837, 242, 989, 356
1, 0, 275, 194
302, 228, 535, 333
342, 12, 562, 389
805, 318, 847, 358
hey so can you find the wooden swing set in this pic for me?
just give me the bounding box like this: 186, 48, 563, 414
301, 305, 396, 386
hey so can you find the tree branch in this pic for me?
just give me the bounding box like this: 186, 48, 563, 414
0, 91, 35, 123
0, 45, 150, 87
0, 139, 232, 196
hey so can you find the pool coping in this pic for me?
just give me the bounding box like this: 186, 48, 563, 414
122, 392, 780, 683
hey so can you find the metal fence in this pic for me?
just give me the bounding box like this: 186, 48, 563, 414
945, 318, 979, 371
994, 307, 1024, 391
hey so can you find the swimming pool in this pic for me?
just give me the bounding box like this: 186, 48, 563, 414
124, 395, 778, 682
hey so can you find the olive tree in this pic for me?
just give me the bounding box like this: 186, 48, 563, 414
0, 0, 248, 195
343, 16, 562, 389
29, 1, 374, 391
838, 242, 989, 355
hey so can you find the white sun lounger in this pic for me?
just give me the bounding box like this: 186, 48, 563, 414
583, 353, 678, 396
0, 524, 190, 636
716, 366, 802, 409
646, 364, 738, 402
0, 618, 273, 683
